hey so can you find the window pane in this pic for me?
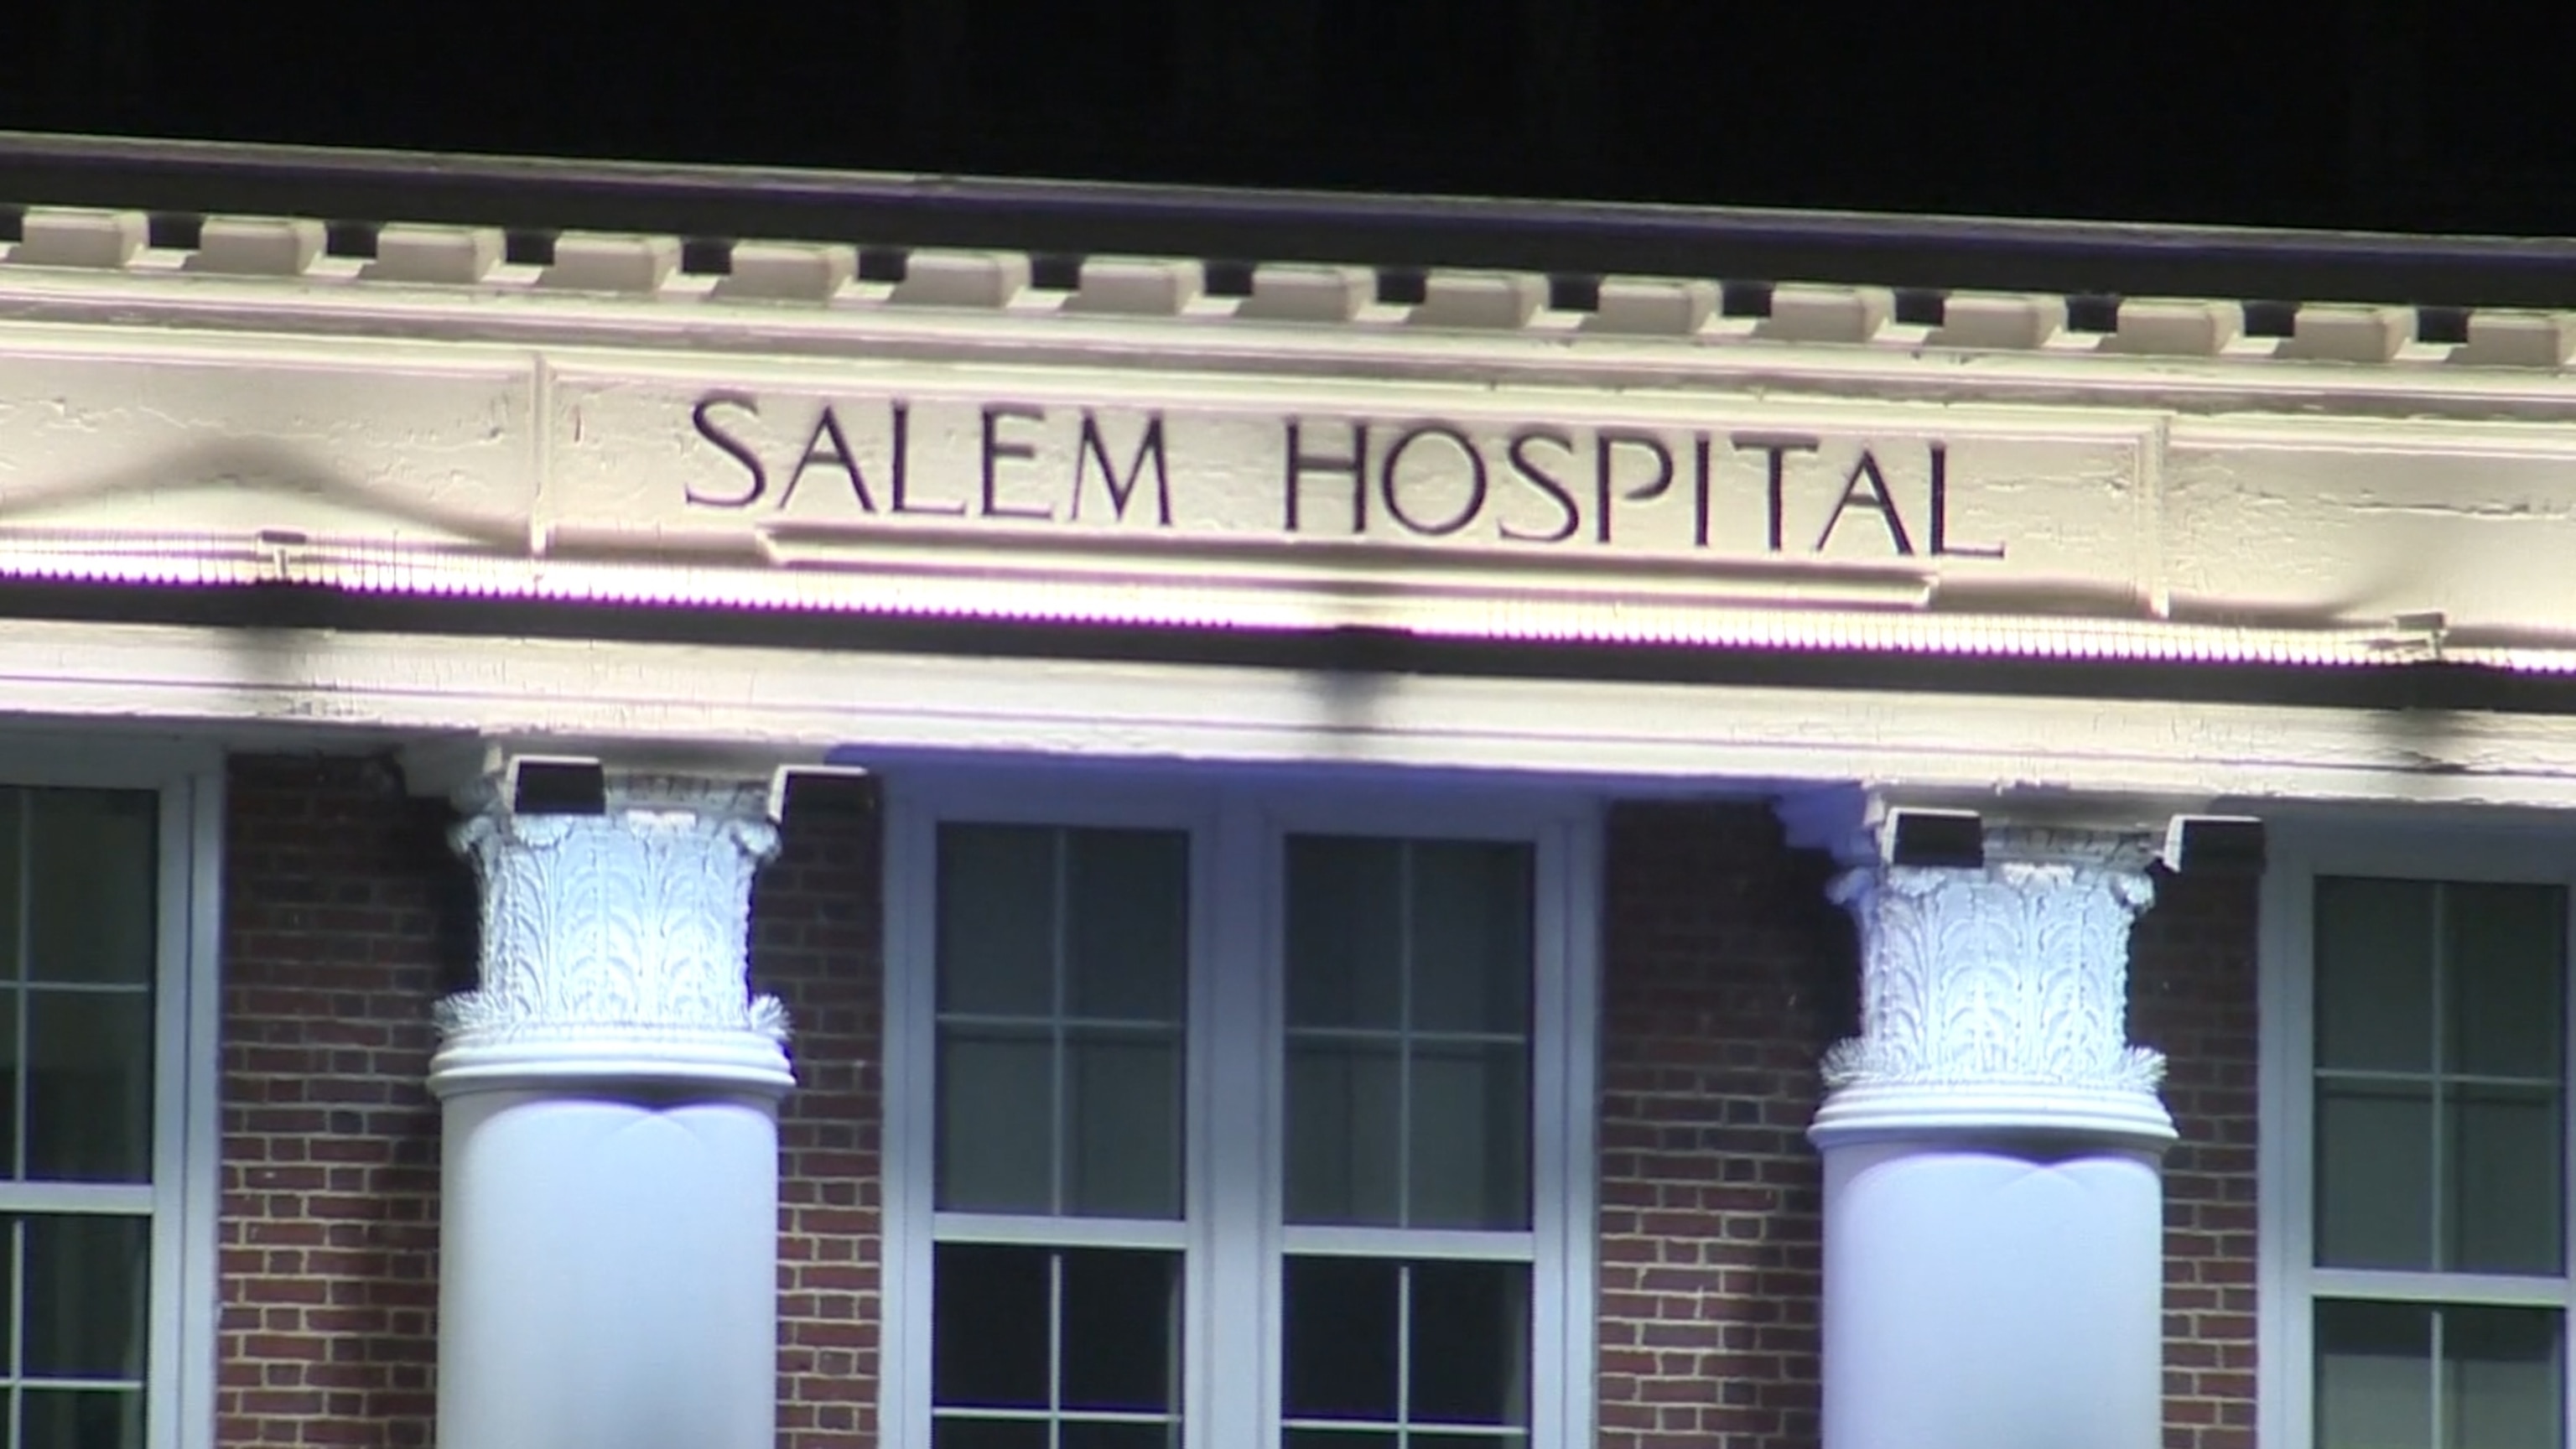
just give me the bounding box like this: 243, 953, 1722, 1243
1410, 1260, 1532, 1426
1060, 1249, 1180, 1413
1409, 1041, 1530, 1230
1286, 1042, 1401, 1226
1066, 1031, 1181, 1219
2448, 1306, 2562, 1449
938, 825, 1057, 1018
1410, 841, 1532, 1035
1284, 1256, 1400, 1421
25, 789, 156, 986
1066, 829, 1187, 1023
0, 792, 19, 979
0, 990, 18, 1176
26, 990, 153, 1183
938, 1027, 1053, 1213
2317, 878, 2437, 1073
932, 1244, 1051, 1410
933, 1419, 1047, 1449
2449, 1086, 2564, 1275
2317, 1082, 2433, 1270
2317, 1300, 2433, 1449
938, 823, 1189, 1223
2448, 882, 2566, 1080
1286, 837, 1403, 1031
1286, 835, 1537, 1231
19, 1389, 143, 1449
23, 1214, 149, 1379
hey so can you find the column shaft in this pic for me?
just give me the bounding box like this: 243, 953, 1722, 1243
1806, 823, 2174, 1449
431, 773, 792, 1449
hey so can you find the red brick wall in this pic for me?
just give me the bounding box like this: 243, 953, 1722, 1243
1596, 804, 2265, 1449
2133, 869, 2264, 1449
752, 790, 886, 1449
220, 755, 452, 1448
1596, 802, 1846, 1449
211, 766, 2252, 1449
217, 756, 890, 1449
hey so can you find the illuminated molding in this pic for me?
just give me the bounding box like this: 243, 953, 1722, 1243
430, 770, 792, 1095
0, 203, 2572, 371
0, 526, 2489, 668
1805, 818, 2175, 1147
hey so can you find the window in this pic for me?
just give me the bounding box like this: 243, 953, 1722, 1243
886, 778, 1597, 1449
2264, 834, 2575, 1449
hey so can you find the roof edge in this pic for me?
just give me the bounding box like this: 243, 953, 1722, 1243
7, 130, 2576, 310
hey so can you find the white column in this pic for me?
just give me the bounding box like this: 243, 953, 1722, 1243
428, 772, 792, 1449
1807, 822, 2174, 1449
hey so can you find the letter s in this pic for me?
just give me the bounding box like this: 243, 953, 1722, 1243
688, 392, 766, 508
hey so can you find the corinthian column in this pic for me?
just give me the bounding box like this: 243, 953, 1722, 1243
1798, 813, 2174, 1449
428, 771, 791, 1449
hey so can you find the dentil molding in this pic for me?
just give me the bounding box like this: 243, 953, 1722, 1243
429, 771, 794, 1096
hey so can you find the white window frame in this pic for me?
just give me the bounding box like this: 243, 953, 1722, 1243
881, 768, 1601, 1449
2258, 819, 2576, 1449
0, 735, 223, 1449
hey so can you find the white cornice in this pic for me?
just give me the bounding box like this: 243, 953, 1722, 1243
14, 618, 2576, 811
5, 210, 2576, 409
7, 209, 2576, 681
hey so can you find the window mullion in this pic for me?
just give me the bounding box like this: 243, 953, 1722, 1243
15, 792, 29, 1186
2564, 868, 2576, 1447
1051, 829, 1070, 1218
2429, 1300, 2449, 1449
1192, 795, 1271, 1449
2431, 884, 2449, 1275
1046, 1251, 1065, 1449
1397, 842, 1414, 1233
889, 797, 939, 1449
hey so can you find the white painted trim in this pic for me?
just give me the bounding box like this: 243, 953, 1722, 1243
1210, 788, 1282, 1449
877, 785, 937, 1449
174, 766, 224, 1449
1277, 1226, 1536, 1260
18, 621, 2576, 810
1551, 803, 1603, 1449
2256, 835, 2307, 1449
146, 754, 224, 1449
927, 1213, 1191, 1250
2309, 1270, 2573, 1307
12, 251, 2576, 405
2258, 822, 2576, 1449
0, 1182, 158, 1213
1200, 791, 1269, 1449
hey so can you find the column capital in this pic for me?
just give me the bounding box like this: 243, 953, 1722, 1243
1785, 792, 2175, 1148
429, 767, 793, 1098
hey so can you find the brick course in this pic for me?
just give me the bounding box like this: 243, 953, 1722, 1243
752, 789, 886, 1449
1595, 803, 2264, 1449
1596, 802, 1851, 1449
2132, 868, 2264, 1449
217, 756, 888, 1448
220, 755, 455, 1448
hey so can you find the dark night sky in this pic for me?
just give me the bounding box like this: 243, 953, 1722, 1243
3, 1, 2569, 237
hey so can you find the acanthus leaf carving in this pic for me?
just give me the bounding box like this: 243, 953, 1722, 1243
1820, 833, 2166, 1099
432, 774, 791, 1059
